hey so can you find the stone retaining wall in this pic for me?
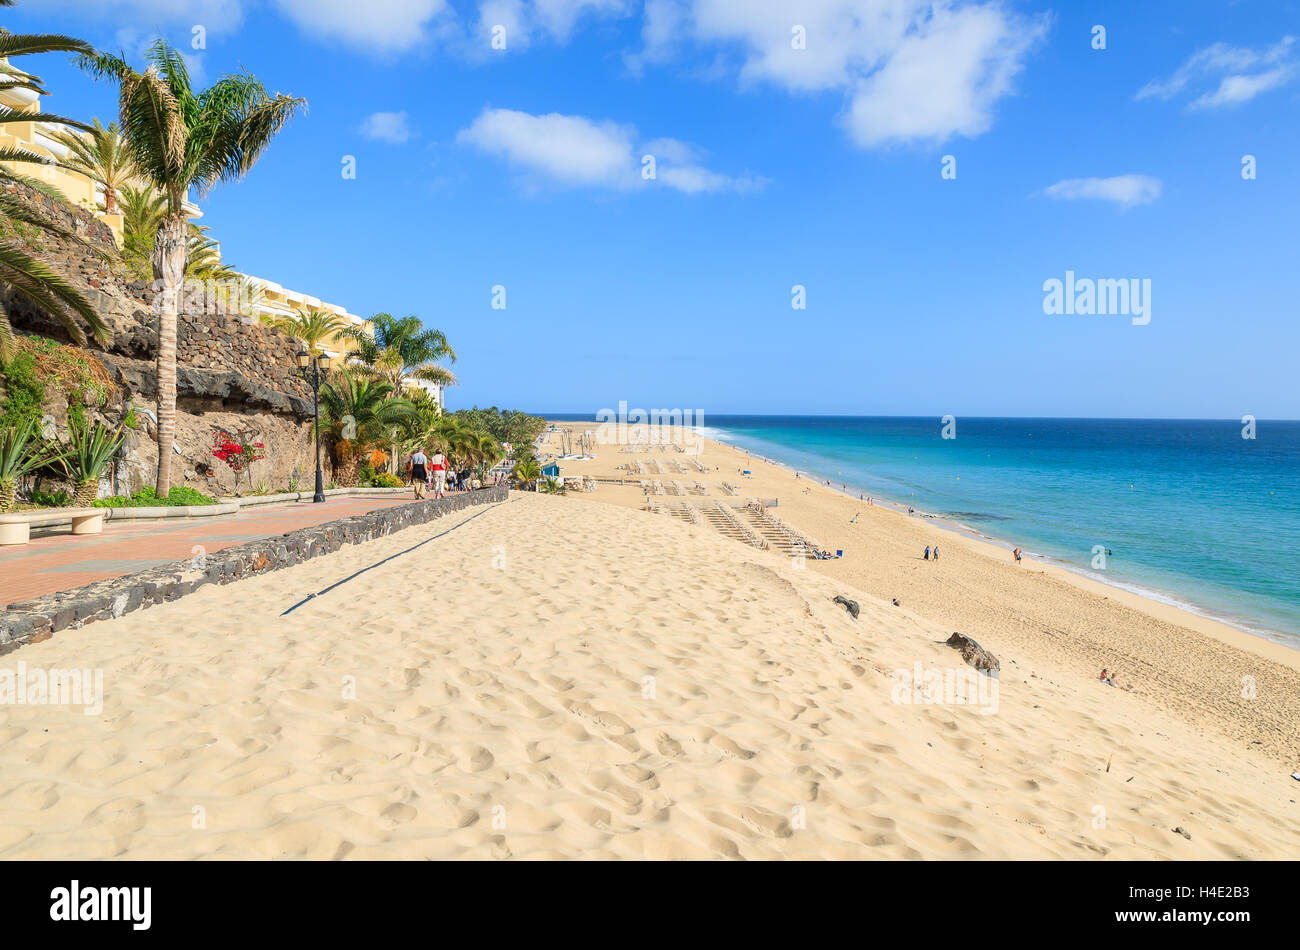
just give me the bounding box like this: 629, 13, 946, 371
0, 486, 507, 651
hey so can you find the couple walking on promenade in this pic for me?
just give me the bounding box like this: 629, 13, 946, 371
407, 448, 448, 499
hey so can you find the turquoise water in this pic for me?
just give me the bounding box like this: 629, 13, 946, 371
550, 414, 1300, 645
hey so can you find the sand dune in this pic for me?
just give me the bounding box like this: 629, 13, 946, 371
2, 493, 1296, 859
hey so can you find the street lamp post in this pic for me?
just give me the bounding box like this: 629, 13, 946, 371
296, 348, 332, 503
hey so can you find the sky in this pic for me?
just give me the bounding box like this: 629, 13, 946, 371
9, 0, 1300, 418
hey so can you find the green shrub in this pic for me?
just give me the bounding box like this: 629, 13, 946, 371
30, 489, 70, 507
93, 484, 217, 508
166, 486, 216, 505
370, 472, 404, 488
0, 352, 46, 429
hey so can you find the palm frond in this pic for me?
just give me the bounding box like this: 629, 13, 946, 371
0, 32, 94, 61
0, 240, 106, 342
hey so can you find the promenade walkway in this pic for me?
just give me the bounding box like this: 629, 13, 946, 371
0, 495, 416, 606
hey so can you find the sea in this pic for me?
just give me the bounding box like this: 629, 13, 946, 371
543, 413, 1300, 647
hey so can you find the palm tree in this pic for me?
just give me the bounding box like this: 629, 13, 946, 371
474, 432, 503, 482
0, 24, 109, 363
119, 183, 241, 282
346, 312, 458, 398
48, 118, 135, 214
117, 182, 164, 274
262, 308, 350, 356
512, 456, 541, 491
79, 40, 306, 498
318, 371, 413, 486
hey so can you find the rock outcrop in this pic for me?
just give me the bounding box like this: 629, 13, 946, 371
0, 182, 326, 497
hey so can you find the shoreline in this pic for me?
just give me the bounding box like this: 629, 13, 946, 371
696, 426, 1300, 663
543, 420, 1300, 768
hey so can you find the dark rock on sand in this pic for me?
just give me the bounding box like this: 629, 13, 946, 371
833, 596, 859, 620
946, 632, 1000, 674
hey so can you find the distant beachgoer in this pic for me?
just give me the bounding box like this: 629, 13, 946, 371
409, 448, 428, 499
908, 506, 914, 516
891, 598, 901, 607
933, 545, 940, 561
1013, 547, 1022, 563
1100, 669, 1117, 687
924, 546, 931, 560
850, 512, 859, 524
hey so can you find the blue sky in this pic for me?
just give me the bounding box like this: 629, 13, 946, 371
11, 0, 1300, 418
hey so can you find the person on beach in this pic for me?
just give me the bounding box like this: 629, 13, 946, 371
1100, 669, 1117, 687
924, 545, 931, 560
933, 545, 940, 561
1013, 547, 1022, 564
430, 448, 448, 498
408, 448, 428, 499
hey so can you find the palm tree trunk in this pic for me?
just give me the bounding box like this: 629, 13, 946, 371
152, 214, 187, 499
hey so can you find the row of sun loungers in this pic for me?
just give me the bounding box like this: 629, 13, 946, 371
644, 499, 834, 560
747, 505, 831, 557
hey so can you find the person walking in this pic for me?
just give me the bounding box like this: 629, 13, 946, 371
430, 448, 448, 499
408, 447, 428, 499
924, 545, 931, 561
932, 545, 940, 562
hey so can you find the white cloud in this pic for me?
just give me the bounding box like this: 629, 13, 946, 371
458, 109, 636, 186
1138, 36, 1296, 109
1041, 175, 1162, 208
456, 108, 762, 193
845, 4, 1045, 147
532, 0, 628, 38
359, 111, 414, 143
1189, 66, 1296, 109
638, 1, 1049, 148
272, 0, 452, 53
473, 0, 627, 50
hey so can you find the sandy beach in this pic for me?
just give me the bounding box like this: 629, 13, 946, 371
546, 424, 1300, 769
2, 477, 1298, 859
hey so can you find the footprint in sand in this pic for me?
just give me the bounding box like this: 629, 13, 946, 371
655, 733, 684, 758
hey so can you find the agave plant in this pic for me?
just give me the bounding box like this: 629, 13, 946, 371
0, 417, 61, 511
64, 417, 124, 506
